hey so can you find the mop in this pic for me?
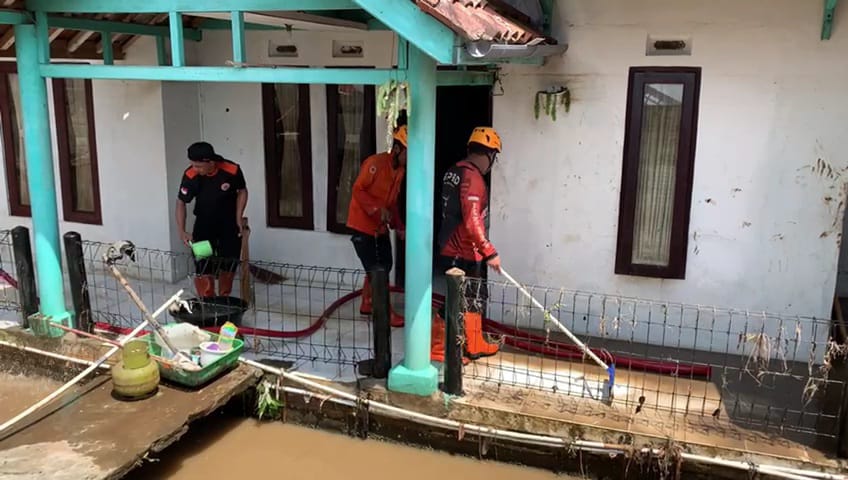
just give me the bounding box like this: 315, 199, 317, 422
499, 268, 616, 401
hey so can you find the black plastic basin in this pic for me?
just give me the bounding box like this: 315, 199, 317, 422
169, 296, 248, 329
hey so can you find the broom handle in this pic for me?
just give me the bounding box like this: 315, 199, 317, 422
107, 264, 189, 363
0, 290, 183, 436
500, 268, 609, 371
240, 217, 251, 306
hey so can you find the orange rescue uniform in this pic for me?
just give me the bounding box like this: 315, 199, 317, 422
346, 152, 405, 235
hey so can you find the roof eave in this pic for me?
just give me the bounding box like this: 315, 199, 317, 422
457, 40, 567, 63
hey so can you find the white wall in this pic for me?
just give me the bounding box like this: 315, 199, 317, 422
194, 29, 395, 270
0, 37, 172, 250
489, 0, 848, 335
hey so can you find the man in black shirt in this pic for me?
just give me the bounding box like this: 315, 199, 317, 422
175, 142, 248, 298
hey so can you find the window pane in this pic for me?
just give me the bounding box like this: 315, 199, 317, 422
631, 83, 683, 267
272, 84, 304, 218
8, 74, 27, 207
62, 79, 95, 213
333, 85, 366, 225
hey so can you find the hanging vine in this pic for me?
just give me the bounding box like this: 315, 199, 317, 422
534, 86, 570, 121
377, 79, 410, 149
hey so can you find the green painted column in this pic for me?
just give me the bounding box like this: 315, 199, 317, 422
387, 44, 439, 396
14, 24, 72, 332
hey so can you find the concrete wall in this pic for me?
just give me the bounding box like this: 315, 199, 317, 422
0, 37, 172, 250
194, 29, 394, 270
489, 0, 848, 329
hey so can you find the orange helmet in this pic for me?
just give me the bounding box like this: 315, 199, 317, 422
467, 127, 501, 153
392, 125, 408, 148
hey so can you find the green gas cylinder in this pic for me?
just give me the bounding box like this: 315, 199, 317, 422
111, 340, 160, 400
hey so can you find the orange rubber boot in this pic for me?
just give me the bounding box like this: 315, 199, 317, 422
194, 275, 215, 298
430, 314, 470, 365
430, 314, 446, 362
464, 312, 499, 359
218, 272, 235, 297
360, 276, 372, 315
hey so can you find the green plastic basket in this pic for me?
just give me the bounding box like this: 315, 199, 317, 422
139, 324, 244, 388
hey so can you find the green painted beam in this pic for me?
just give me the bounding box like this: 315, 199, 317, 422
40, 64, 404, 84
354, 0, 456, 64
823, 0, 839, 40
155, 35, 167, 65
15, 23, 72, 331
169, 12, 185, 66
25, 0, 358, 13
387, 44, 439, 396
34, 11, 48, 63
231, 11, 246, 63
102, 32, 113, 64
47, 16, 202, 41
199, 18, 284, 31
0, 9, 28, 25
539, 0, 554, 36
435, 70, 493, 86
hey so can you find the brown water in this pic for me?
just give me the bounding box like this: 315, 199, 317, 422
0, 372, 63, 420
125, 414, 571, 480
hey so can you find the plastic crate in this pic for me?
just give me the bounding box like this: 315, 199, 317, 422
139, 324, 244, 388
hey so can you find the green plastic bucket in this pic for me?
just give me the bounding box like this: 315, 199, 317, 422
191, 240, 214, 259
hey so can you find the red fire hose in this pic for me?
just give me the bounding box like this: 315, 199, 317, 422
95, 286, 711, 378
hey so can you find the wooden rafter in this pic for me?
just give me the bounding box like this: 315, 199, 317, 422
119, 12, 167, 53
0, 25, 64, 51
67, 13, 105, 52
97, 13, 137, 53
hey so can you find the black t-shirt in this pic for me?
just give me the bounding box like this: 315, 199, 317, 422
178, 160, 246, 235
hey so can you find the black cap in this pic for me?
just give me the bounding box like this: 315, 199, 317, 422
187, 142, 223, 162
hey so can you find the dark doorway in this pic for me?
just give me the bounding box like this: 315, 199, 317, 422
395, 85, 494, 287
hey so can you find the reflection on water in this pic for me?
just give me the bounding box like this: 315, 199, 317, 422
125, 412, 568, 480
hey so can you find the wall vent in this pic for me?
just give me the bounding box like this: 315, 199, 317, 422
646, 35, 692, 56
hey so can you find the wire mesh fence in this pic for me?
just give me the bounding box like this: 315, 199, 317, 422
458, 275, 847, 448
80, 241, 375, 372
1, 233, 842, 450
0, 229, 20, 314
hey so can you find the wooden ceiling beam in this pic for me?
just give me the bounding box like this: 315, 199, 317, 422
0, 38, 125, 60
67, 13, 105, 52
119, 12, 167, 53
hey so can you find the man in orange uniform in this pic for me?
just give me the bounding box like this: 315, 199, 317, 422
431, 127, 503, 361
346, 126, 408, 327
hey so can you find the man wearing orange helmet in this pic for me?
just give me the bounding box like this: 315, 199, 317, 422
431, 127, 503, 361
346, 125, 408, 328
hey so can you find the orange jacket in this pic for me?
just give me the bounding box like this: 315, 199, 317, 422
346, 152, 405, 236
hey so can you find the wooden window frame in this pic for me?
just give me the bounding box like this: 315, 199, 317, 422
53, 77, 102, 225
325, 83, 376, 234
0, 63, 102, 224
615, 66, 701, 279
262, 83, 314, 230
0, 62, 28, 217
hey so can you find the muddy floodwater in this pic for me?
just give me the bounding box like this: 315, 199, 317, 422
125, 413, 571, 480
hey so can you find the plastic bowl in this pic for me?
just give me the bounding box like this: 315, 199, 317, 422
169, 296, 248, 328
199, 341, 232, 367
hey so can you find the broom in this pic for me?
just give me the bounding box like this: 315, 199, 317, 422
500, 267, 616, 401
237, 217, 287, 285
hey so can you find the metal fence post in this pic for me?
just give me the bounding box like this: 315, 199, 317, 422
357, 267, 392, 379
11, 226, 37, 328
444, 267, 465, 396
63, 232, 92, 333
